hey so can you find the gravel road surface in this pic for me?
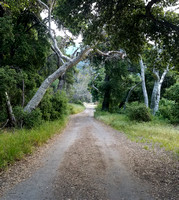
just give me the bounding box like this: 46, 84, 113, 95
0, 104, 177, 200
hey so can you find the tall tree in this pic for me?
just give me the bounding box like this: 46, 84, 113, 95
2, 0, 179, 115
139, 56, 149, 107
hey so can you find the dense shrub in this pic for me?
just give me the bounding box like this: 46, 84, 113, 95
159, 98, 179, 124
24, 109, 43, 129
159, 98, 175, 120
14, 90, 69, 128
126, 102, 152, 122
39, 90, 68, 121
50, 91, 68, 120
39, 90, 53, 121
163, 83, 179, 124
14, 106, 43, 129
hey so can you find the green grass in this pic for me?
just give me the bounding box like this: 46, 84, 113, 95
68, 103, 85, 114
0, 103, 85, 171
95, 111, 179, 157
0, 117, 68, 170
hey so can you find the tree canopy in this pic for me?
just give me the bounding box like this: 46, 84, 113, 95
55, 0, 179, 65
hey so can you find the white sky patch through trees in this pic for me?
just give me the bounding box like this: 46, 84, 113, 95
41, 11, 82, 45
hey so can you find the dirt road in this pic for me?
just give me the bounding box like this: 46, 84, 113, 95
0, 105, 178, 200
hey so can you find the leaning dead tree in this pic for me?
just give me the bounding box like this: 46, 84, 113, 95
24, 0, 124, 113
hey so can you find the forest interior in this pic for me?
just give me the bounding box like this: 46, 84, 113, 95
0, 0, 179, 200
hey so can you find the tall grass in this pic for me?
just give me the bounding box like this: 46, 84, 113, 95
68, 103, 85, 114
0, 103, 85, 170
0, 118, 68, 170
95, 111, 179, 157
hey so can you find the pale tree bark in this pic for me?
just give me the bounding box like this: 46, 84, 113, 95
24, 0, 125, 113
151, 66, 169, 115
5, 92, 16, 127
139, 56, 149, 107
24, 47, 92, 112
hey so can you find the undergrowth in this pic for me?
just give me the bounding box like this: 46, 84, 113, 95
95, 111, 179, 158
68, 103, 85, 114
0, 103, 84, 170
0, 118, 68, 170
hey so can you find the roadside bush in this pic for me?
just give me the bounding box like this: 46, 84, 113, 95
14, 106, 25, 127
24, 108, 43, 129
159, 98, 175, 120
95, 103, 102, 112
39, 90, 69, 121
39, 89, 53, 121
159, 98, 179, 124
14, 90, 69, 128
126, 102, 152, 122
14, 106, 43, 129
50, 91, 68, 120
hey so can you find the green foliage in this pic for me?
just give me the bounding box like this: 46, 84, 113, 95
126, 102, 152, 122
39, 90, 68, 121
68, 103, 85, 114
159, 83, 179, 124
165, 82, 179, 102
0, 117, 68, 170
90, 56, 130, 111
50, 91, 68, 119
14, 107, 43, 129
55, 0, 179, 63
0, 66, 17, 94
94, 111, 179, 157
1, 0, 35, 14
159, 97, 179, 124
24, 109, 43, 129
0, 6, 50, 126
13, 90, 69, 128
39, 90, 53, 121
159, 98, 175, 120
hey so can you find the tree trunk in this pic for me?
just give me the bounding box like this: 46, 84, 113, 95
151, 67, 169, 115
153, 83, 161, 115
5, 92, 16, 127
150, 79, 159, 110
24, 0, 125, 113
24, 47, 91, 113
139, 57, 149, 107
